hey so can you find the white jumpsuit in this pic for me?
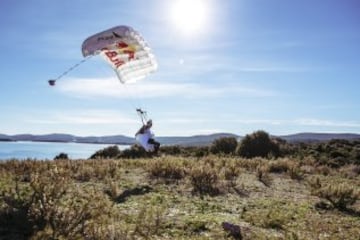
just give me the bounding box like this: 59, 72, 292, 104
135, 129, 155, 152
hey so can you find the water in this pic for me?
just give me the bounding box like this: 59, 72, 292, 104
0, 141, 130, 160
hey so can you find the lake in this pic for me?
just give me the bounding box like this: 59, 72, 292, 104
0, 141, 130, 160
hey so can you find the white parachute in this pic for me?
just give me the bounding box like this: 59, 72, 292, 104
82, 25, 157, 83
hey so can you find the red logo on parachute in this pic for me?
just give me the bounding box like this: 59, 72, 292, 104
117, 42, 135, 60
103, 42, 136, 68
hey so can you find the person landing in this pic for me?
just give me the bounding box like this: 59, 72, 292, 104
135, 119, 160, 153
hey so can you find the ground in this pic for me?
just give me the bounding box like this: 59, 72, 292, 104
0, 156, 359, 239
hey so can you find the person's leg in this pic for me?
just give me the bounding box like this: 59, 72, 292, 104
154, 141, 160, 153
148, 139, 160, 153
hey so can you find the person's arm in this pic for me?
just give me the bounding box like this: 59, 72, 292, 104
135, 125, 147, 135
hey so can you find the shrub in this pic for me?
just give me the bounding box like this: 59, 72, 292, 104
192, 146, 209, 158
103, 180, 121, 201
261, 209, 287, 230
210, 137, 238, 155
287, 163, 304, 180
132, 205, 168, 238
2, 167, 123, 238
350, 148, 360, 163
256, 165, 272, 187
73, 164, 93, 182
151, 145, 210, 158
309, 177, 360, 211
29, 187, 115, 240
340, 164, 360, 179
119, 144, 150, 158
241, 200, 301, 231
90, 145, 121, 159
1, 177, 34, 238
223, 162, 241, 182
236, 130, 280, 158
268, 159, 291, 173
147, 158, 185, 182
54, 152, 69, 160
314, 165, 332, 176
159, 145, 182, 155
296, 139, 360, 167
184, 219, 209, 235
189, 165, 219, 195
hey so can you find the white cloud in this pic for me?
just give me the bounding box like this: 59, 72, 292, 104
57, 77, 276, 99
230, 118, 360, 128
27, 109, 136, 125
159, 53, 308, 77
294, 118, 360, 128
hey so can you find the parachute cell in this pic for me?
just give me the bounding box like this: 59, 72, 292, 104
82, 26, 157, 83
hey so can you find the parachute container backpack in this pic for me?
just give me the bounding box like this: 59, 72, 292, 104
82, 26, 158, 84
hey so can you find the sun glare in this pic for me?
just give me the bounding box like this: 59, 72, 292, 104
170, 0, 209, 36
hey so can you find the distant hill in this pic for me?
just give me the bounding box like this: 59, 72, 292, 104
279, 133, 360, 143
157, 133, 240, 146
0, 134, 12, 141
75, 135, 135, 145
0, 133, 135, 145
0, 133, 239, 146
0, 132, 359, 146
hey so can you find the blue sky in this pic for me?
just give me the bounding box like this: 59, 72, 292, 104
1, 0, 359, 137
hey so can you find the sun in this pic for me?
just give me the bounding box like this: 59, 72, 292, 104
169, 0, 210, 36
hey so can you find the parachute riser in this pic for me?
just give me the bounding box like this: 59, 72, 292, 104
136, 108, 148, 125
56, 56, 93, 80
48, 56, 93, 86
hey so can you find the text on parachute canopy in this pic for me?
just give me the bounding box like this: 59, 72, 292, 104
102, 42, 136, 68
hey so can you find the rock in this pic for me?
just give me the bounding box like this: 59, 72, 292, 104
222, 221, 242, 240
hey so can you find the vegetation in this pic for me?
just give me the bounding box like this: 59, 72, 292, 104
210, 137, 238, 155
90, 145, 121, 159
1, 130, 360, 239
236, 130, 280, 158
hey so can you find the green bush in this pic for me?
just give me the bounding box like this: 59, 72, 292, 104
54, 152, 69, 160
210, 137, 238, 155
295, 139, 360, 167
159, 145, 182, 155
160, 145, 209, 158
90, 145, 121, 159
192, 146, 209, 158
236, 130, 280, 158
119, 144, 149, 158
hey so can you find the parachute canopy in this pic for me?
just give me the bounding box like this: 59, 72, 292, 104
82, 26, 157, 83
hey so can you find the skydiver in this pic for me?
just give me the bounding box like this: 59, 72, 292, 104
135, 119, 160, 154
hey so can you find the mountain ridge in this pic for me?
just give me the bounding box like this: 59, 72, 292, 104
278, 132, 360, 143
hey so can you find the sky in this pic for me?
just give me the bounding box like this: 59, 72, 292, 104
0, 0, 359, 137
